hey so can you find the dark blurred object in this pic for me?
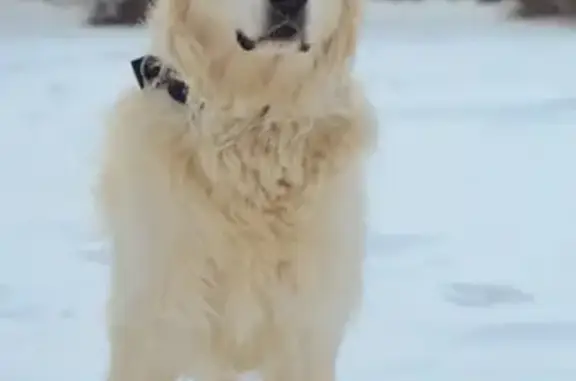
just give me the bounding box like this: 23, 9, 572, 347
87, 0, 150, 26
514, 0, 576, 17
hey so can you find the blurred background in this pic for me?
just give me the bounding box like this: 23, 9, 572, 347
39, 0, 576, 25
84, 0, 570, 25
0, 1, 575, 381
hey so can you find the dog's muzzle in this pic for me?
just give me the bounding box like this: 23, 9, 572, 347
236, 0, 309, 52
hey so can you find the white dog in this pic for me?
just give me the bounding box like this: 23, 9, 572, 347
97, 0, 377, 380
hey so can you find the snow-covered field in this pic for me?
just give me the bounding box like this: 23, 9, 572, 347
1, 2, 575, 381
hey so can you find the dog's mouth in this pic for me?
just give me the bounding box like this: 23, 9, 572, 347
235, 1, 310, 53
235, 30, 310, 53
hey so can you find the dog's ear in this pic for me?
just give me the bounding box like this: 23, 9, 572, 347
319, 0, 362, 72
339, 0, 362, 58
168, 0, 192, 31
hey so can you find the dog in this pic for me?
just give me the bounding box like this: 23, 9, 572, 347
97, 0, 377, 380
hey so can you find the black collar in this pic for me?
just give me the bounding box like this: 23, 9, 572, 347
131, 55, 188, 104
130, 55, 270, 119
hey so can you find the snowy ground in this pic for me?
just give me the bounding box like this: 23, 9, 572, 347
1, 2, 576, 381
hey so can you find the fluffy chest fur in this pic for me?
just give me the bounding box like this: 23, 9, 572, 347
99, 85, 374, 368
104, 85, 372, 236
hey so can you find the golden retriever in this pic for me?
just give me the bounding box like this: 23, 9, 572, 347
97, 0, 377, 380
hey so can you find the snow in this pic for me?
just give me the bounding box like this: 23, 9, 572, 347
1, 2, 576, 381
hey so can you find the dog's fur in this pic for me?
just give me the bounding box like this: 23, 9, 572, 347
97, 0, 377, 380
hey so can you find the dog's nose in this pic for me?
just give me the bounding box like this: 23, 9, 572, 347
268, 0, 307, 19
269, 0, 307, 17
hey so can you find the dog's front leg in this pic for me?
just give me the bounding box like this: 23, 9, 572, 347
106, 318, 236, 381
260, 335, 338, 381
106, 322, 183, 381
299, 343, 337, 381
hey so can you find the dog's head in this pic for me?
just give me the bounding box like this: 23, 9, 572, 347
149, 0, 363, 104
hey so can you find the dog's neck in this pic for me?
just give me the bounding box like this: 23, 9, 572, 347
150, 42, 352, 117
132, 52, 354, 123
185, 58, 354, 119
199, 73, 347, 117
